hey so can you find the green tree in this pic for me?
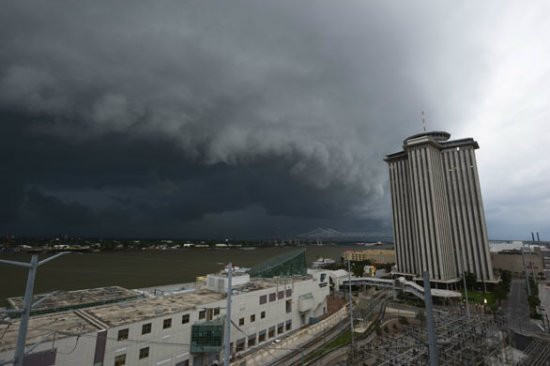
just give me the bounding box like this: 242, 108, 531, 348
465, 272, 477, 290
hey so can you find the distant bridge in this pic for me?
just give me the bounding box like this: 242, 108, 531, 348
342, 276, 461, 299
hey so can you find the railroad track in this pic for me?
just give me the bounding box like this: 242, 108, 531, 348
269, 317, 351, 366
303, 295, 392, 366
270, 291, 392, 366
521, 338, 550, 366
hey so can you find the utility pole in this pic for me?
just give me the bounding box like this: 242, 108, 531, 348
521, 242, 532, 296
423, 271, 439, 366
458, 245, 470, 319
528, 246, 538, 288
0, 252, 69, 366
223, 262, 232, 366
347, 259, 355, 362
529, 234, 538, 287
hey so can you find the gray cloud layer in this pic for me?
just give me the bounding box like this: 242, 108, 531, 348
1, 1, 548, 239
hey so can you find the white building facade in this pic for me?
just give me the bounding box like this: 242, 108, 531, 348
0, 272, 329, 366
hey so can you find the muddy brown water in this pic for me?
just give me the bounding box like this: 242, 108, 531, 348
0, 245, 382, 303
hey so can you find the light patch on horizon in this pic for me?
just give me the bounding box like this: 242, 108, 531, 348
457, 2, 550, 239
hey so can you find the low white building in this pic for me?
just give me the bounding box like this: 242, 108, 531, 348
0, 272, 329, 366
325, 269, 350, 292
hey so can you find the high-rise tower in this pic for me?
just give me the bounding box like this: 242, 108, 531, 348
385, 131, 494, 283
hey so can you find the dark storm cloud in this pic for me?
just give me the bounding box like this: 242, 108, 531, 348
2, 1, 546, 238
23, 189, 95, 226
0, 111, 373, 237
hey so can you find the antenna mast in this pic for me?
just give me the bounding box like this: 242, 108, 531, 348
422, 111, 427, 132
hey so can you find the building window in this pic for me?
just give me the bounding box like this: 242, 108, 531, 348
250, 314, 256, 323
163, 318, 172, 329
139, 347, 149, 359
248, 334, 256, 347
286, 299, 292, 313
199, 310, 206, 320
261, 311, 266, 319
259, 295, 267, 305
268, 327, 275, 338
239, 318, 245, 326
114, 354, 126, 366
258, 330, 266, 343
286, 320, 292, 331
182, 314, 190, 324
142, 323, 151, 335
269, 293, 276, 302
117, 329, 129, 341
214, 307, 220, 316
175, 361, 189, 366
236, 338, 245, 352
277, 323, 284, 334
286, 289, 292, 297
278, 291, 284, 300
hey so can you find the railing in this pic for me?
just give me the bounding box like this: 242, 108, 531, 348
342, 276, 461, 299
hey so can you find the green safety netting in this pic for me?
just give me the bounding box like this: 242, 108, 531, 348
248, 249, 307, 278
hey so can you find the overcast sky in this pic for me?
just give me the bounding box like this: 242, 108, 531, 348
1, 1, 549, 240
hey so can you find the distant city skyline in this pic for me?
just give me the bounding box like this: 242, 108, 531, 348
1, 1, 549, 239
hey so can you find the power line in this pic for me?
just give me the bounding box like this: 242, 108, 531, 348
0, 323, 11, 340
56, 335, 80, 355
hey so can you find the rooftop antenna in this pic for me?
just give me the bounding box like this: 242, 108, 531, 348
223, 262, 232, 366
422, 111, 427, 132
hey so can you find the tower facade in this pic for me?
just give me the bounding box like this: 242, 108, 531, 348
385, 131, 494, 283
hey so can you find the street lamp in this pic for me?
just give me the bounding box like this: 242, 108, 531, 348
0, 252, 70, 366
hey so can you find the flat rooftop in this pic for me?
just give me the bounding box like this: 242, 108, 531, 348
86, 287, 226, 327
0, 275, 311, 352
0, 311, 97, 353
7, 286, 140, 315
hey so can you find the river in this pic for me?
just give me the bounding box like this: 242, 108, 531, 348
0, 245, 390, 303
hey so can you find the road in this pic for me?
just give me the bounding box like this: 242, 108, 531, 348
539, 282, 550, 330
503, 279, 541, 335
